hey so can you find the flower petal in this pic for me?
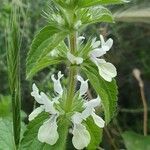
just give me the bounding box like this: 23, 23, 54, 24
40, 92, 58, 114
100, 35, 113, 52
97, 59, 117, 82
51, 71, 63, 96
84, 96, 101, 108
100, 35, 105, 46
91, 112, 105, 128
103, 38, 113, 51
90, 48, 106, 58
28, 106, 44, 121
82, 97, 101, 120
38, 115, 59, 145
77, 75, 88, 96
81, 107, 93, 120
31, 83, 43, 104
71, 112, 83, 124
67, 52, 83, 65
91, 38, 100, 49
72, 124, 91, 150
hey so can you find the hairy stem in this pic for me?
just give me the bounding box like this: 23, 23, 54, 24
65, 32, 77, 112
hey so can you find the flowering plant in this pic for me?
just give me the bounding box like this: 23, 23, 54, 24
20, 0, 128, 149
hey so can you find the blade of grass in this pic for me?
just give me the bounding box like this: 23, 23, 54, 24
6, 1, 22, 149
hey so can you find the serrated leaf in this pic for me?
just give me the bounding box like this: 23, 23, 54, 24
86, 117, 103, 150
78, 0, 129, 8
84, 6, 114, 25
26, 57, 62, 79
20, 113, 70, 150
82, 64, 118, 123
26, 25, 67, 79
122, 131, 150, 150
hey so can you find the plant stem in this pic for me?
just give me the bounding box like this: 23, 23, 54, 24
133, 69, 148, 136
65, 32, 77, 112
140, 85, 148, 136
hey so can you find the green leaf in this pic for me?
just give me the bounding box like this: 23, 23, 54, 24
78, 0, 129, 8
0, 118, 15, 150
20, 113, 70, 150
83, 6, 114, 25
27, 57, 62, 79
26, 25, 67, 79
82, 64, 118, 123
122, 131, 150, 150
86, 117, 103, 150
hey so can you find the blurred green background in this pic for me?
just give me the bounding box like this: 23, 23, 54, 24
0, 0, 150, 149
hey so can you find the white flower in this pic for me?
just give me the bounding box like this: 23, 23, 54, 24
31, 83, 43, 104
90, 35, 113, 58
29, 72, 64, 146
71, 96, 105, 149
71, 113, 91, 150
89, 35, 117, 82
82, 96, 105, 128
91, 37, 101, 49
51, 71, 64, 96
77, 75, 88, 96
38, 115, 59, 145
91, 111, 105, 128
40, 92, 58, 114
28, 106, 44, 121
67, 52, 83, 65
72, 123, 91, 150
91, 58, 117, 82
99, 34, 113, 52
29, 84, 59, 121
